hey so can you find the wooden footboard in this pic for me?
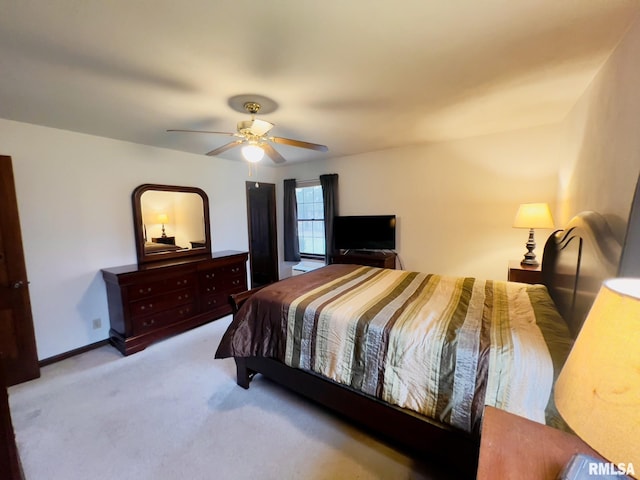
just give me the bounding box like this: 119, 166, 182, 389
229, 287, 264, 314
234, 355, 479, 478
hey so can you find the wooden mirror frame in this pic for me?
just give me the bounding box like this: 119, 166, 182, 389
132, 184, 211, 264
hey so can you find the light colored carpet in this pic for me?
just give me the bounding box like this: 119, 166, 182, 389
8, 316, 456, 480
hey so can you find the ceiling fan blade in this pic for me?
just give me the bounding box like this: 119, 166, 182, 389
206, 140, 244, 156
251, 119, 274, 136
237, 119, 274, 136
270, 136, 328, 152
167, 129, 237, 136
262, 143, 286, 164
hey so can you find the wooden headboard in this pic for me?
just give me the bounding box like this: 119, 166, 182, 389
541, 211, 622, 337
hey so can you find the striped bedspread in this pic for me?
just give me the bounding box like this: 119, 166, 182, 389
216, 264, 572, 435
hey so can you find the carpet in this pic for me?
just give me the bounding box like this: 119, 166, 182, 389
8, 316, 456, 479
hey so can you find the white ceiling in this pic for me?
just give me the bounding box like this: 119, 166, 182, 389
1, 1, 639, 164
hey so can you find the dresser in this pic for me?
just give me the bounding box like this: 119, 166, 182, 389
102, 250, 248, 355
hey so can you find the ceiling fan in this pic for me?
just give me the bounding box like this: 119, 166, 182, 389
167, 101, 328, 164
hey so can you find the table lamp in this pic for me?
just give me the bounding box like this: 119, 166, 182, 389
157, 213, 168, 238
555, 278, 640, 479
513, 203, 554, 266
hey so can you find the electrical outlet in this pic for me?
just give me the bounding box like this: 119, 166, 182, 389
92, 318, 102, 329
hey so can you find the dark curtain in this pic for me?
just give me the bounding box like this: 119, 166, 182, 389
283, 178, 300, 262
320, 174, 339, 263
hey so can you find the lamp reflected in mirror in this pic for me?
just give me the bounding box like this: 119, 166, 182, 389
157, 213, 168, 238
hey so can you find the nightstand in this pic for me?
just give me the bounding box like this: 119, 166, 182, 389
151, 236, 176, 245
477, 406, 604, 480
508, 260, 542, 284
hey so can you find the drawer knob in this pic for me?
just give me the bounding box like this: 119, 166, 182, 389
143, 319, 156, 327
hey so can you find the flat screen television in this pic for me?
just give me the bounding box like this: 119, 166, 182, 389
333, 215, 396, 251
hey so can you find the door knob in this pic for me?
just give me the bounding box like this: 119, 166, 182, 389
12, 280, 26, 289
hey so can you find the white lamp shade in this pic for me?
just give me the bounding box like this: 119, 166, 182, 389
554, 278, 640, 473
241, 144, 265, 163
513, 203, 555, 229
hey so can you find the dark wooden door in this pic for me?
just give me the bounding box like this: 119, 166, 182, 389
246, 182, 279, 288
0, 356, 23, 479
0, 156, 40, 386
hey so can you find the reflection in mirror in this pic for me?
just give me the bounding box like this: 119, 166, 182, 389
133, 184, 211, 264
141, 190, 205, 252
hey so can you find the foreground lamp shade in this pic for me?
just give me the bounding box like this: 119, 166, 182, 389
555, 278, 640, 473
513, 202, 554, 266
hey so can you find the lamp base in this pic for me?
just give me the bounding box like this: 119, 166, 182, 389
520, 257, 539, 267
521, 228, 539, 267
558, 454, 633, 479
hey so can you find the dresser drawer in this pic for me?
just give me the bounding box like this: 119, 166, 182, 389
200, 264, 243, 282
200, 277, 247, 312
200, 292, 227, 311
129, 288, 195, 318
126, 273, 197, 301
199, 266, 245, 291
132, 303, 196, 335
226, 276, 246, 291
226, 264, 244, 276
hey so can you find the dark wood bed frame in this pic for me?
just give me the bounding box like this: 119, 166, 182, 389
228, 211, 622, 478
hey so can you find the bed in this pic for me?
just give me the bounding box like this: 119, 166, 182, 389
143, 241, 184, 254
215, 211, 622, 477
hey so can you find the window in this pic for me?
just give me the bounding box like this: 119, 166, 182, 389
296, 183, 325, 257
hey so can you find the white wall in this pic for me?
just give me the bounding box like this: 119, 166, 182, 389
0, 119, 277, 359
557, 16, 640, 244
277, 124, 561, 281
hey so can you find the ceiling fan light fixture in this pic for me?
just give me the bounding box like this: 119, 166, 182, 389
241, 144, 265, 163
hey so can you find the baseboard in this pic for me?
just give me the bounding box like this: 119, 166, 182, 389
38, 339, 109, 367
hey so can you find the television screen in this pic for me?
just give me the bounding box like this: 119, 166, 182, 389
333, 215, 396, 250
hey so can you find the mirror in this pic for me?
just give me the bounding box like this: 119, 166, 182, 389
132, 184, 211, 264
